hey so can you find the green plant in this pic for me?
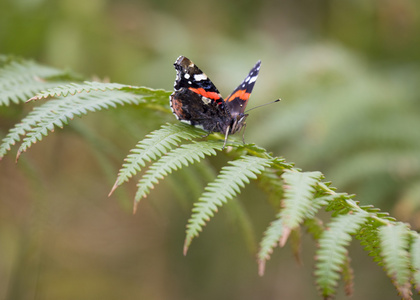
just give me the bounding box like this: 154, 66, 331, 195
1, 56, 419, 300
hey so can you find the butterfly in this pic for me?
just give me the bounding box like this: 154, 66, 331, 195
170, 56, 267, 148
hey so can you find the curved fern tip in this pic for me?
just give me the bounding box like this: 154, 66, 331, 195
183, 241, 190, 256
108, 180, 119, 197
279, 226, 291, 247
258, 260, 266, 276
15, 150, 23, 162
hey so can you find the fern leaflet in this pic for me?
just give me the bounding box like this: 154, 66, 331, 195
123, 87, 171, 105
29, 81, 134, 100
0, 100, 63, 159
0, 88, 159, 160
356, 221, 383, 265
411, 234, 420, 293
184, 155, 272, 255
314, 212, 367, 299
341, 253, 355, 297
28, 80, 170, 107
0, 59, 79, 106
281, 170, 323, 228
15, 90, 147, 160
379, 223, 412, 299
257, 193, 331, 276
257, 218, 283, 276
278, 170, 323, 245
110, 123, 205, 195
134, 141, 223, 211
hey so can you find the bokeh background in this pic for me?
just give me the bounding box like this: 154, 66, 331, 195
1, 0, 420, 299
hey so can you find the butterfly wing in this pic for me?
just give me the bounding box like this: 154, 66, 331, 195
224, 60, 261, 117
170, 56, 230, 132
172, 56, 224, 105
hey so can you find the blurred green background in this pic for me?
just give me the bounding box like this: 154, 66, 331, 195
1, 0, 420, 299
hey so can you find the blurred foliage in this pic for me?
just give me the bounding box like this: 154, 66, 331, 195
1, 0, 420, 299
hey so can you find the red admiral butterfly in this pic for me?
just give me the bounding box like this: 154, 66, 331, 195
170, 56, 263, 148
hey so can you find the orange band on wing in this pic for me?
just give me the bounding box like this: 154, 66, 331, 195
189, 87, 221, 101
226, 89, 250, 102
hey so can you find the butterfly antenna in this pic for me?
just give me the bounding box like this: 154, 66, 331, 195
245, 99, 281, 113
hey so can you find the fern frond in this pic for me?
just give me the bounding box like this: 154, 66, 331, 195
341, 254, 355, 297
315, 212, 367, 299
126, 87, 171, 105
303, 216, 325, 241
279, 170, 323, 244
379, 223, 412, 299
0, 59, 78, 106
28, 81, 134, 101
257, 194, 331, 276
357, 221, 383, 264
0, 100, 62, 159
110, 123, 205, 195
29, 80, 171, 106
184, 155, 272, 255
411, 234, 420, 292
257, 218, 283, 276
134, 141, 223, 210
15, 90, 143, 160
0, 89, 154, 160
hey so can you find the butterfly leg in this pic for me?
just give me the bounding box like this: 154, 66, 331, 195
201, 132, 212, 138
222, 125, 230, 150
241, 123, 247, 144
201, 124, 218, 138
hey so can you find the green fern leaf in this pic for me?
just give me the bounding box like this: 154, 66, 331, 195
357, 222, 383, 265
257, 218, 283, 276
110, 123, 205, 195
411, 234, 420, 293
134, 141, 223, 209
0, 100, 62, 159
304, 216, 325, 241
29, 81, 134, 100
257, 194, 330, 276
28, 80, 171, 106
379, 223, 412, 299
0, 88, 160, 160
277, 170, 323, 246
315, 212, 367, 299
125, 86, 171, 105
341, 253, 355, 297
0, 59, 77, 106
15, 90, 146, 160
184, 155, 272, 255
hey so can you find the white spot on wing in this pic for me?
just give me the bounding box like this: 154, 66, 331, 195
184, 74, 190, 79
194, 74, 208, 81
201, 97, 211, 105
248, 75, 257, 84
